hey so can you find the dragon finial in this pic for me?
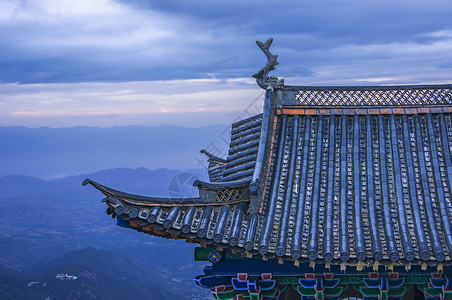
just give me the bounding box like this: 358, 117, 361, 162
252, 38, 284, 90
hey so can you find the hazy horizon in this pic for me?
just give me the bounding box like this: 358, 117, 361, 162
0, 125, 230, 179
0, 123, 230, 129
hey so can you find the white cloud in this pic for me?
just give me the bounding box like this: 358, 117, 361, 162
0, 79, 263, 127
427, 30, 452, 39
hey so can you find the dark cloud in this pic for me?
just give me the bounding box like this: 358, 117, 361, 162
0, 0, 451, 84
118, 0, 452, 44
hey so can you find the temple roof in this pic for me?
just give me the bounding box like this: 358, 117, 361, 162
84, 39, 452, 268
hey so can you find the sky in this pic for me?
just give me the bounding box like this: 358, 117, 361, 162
1, 0, 452, 127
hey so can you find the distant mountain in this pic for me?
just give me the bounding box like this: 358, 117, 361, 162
0, 167, 210, 297
0, 125, 229, 179
0, 124, 222, 298
0, 167, 207, 200
0, 264, 13, 274
1, 247, 201, 300
0, 175, 55, 199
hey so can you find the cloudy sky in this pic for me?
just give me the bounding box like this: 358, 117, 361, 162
1, 0, 452, 127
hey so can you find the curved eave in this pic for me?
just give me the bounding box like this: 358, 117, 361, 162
84, 178, 251, 207
83, 178, 202, 206
101, 198, 251, 251
88, 174, 452, 267
200, 149, 227, 165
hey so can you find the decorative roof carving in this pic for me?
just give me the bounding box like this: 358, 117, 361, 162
200, 149, 227, 164
252, 38, 284, 90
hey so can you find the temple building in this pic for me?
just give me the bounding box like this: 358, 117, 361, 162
84, 39, 452, 299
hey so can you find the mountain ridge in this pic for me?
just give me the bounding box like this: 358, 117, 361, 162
0, 167, 209, 298
0, 247, 199, 299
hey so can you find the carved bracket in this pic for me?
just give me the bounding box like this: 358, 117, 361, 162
252, 38, 284, 90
